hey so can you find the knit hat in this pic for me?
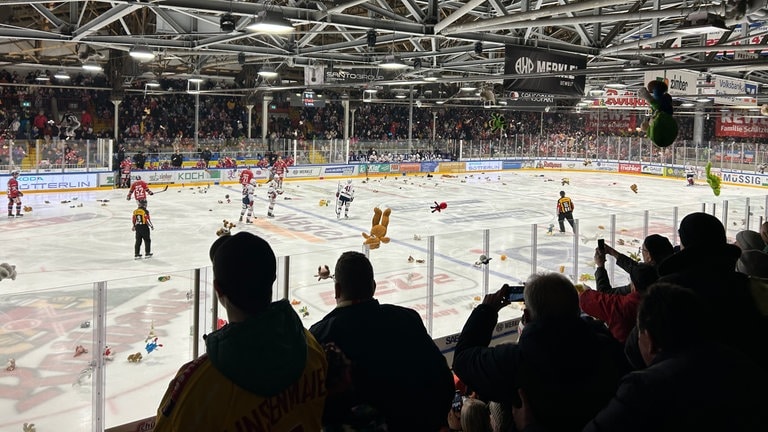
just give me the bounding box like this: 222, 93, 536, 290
642, 234, 674, 263
736, 250, 768, 278
735, 230, 766, 251
210, 232, 276, 314
677, 212, 741, 259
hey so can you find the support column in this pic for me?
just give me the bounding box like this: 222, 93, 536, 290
342, 95, 350, 164
246, 104, 254, 139
693, 108, 705, 147
262, 93, 273, 151
111, 99, 121, 143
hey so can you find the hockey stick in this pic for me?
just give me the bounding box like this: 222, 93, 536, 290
335, 182, 341, 216
152, 185, 170, 194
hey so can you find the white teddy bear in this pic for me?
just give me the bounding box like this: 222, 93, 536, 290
0, 263, 17, 281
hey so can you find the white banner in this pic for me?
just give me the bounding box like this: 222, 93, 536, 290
2, 173, 98, 192
644, 69, 698, 96
713, 75, 759, 106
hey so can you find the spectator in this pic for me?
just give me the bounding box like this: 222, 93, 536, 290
761, 221, 768, 252
579, 254, 658, 343
453, 275, 629, 432
736, 249, 768, 278
153, 232, 327, 431
133, 150, 146, 170
170, 149, 183, 168
601, 234, 673, 295
460, 398, 493, 432
735, 229, 766, 251
583, 283, 768, 432
309, 251, 454, 431
201, 147, 212, 168
625, 212, 768, 371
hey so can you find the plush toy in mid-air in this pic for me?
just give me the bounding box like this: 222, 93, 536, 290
315, 265, 332, 281
430, 201, 447, 213
630, 184, 638, 194
638, 80, 678, 148
705, 161, 721, 196
362, 207, 391, 249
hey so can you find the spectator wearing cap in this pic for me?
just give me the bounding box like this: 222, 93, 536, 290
600, 234, 673, 295
309, 251, 454, 432
736, 249, 768, 279
153, 232, 327, 432
583, 283, 768, 432
735, 229, 766, 252
580, 259, 659, 343
453, 274, 629, 432
625, 212, 768, 371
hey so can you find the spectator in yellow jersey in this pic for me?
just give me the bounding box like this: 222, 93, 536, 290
153, 232, 327, 432
556, 190, 575, 233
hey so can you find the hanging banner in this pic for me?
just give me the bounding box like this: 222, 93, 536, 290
503, 46, 586, 96
713, 75, 759, 106
592, 89, 648, 109
715, 111, 768, 138
643, 70, 699, 96
584, 111, 639, 133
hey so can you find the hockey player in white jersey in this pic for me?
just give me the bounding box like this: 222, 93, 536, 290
267, 179, 282, 218
240, 180, 256, 223
336, 179, 355, 219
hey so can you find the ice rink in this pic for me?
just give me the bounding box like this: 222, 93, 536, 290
2, 168, 767, 431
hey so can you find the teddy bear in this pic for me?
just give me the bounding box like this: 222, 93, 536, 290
0, 263, 16, 282
362, 207, 391, 250
637, 79, 678, 148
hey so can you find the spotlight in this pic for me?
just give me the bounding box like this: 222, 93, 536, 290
474, 41, 483, 55
220, 13, 236, 32
238, 52, 246, 65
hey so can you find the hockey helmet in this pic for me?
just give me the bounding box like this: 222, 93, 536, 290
347, 179, 353, 184
11, 170, 19, 177
135, 175, 141, 181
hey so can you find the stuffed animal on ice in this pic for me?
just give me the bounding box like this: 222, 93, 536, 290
362, 207, 391, 250
127, 352, 143, 363
630, 184, 638, 194
638, 80, 678, 148
315, 265, 332, 281
430, 201, 447, 213
0, 263, 17, 282
705, 161, 721, 196
216, 220, 236, 236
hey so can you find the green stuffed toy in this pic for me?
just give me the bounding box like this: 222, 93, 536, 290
705, 161, 721, 196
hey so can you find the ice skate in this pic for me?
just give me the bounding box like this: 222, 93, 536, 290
15, 213, 22, 217
135, 254, 142, 259
267, 213, 274, 218
145, 253, 153, 258
239, 216, 243, 222
246, 219, 253, 224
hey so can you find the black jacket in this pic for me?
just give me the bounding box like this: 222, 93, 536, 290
625, 245, 768, 371
310, 299, 454, 432
171, 153, 183, 167
584, 342, 768, 432
453, 305, 629, 432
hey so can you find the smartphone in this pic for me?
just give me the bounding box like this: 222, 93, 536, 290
597, 238, 605, 252
505, 284, 525, 302
451, 391, 464, 413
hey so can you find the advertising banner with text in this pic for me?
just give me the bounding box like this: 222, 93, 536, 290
504, 46, 586, 96
715, 112, 768, 138
585, 110, 638, 133
2, 173, 98, 192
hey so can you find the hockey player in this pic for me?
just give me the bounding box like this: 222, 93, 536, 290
240, 179, 256, 223
267, 179, 282, 218
686, 167, 696, 186
132, 204, 154, 259
7, 170, 23, 217
271, 155, 288, 190
127, 176, 154, 209
239, 165, 254, 186
336, 179, 355, 219
120, 157, 132, 188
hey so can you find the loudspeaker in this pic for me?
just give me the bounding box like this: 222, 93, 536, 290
238, 52, 246, 65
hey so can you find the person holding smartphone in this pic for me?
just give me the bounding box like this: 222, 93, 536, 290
453, 273, 629, 432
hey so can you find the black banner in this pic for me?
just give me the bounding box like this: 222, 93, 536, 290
504, 46, 586, 97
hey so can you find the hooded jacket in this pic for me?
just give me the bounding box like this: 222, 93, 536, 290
154, 299, 327, 432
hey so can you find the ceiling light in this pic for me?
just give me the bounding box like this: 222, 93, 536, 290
220, 13, 236, 32
188, 76, 204, 84
54, 70, 70, 80
423, 73, 438, 82
676, 12, 729, 35
146, 79, 161, 88
380, 55, 408, 70
363, 88, 377, 94
680, 102, 696, 107
258, 66, 278, 79
82, 63, 103, 72
696, 97, 713, 103
604, 82, 627, 89
246, 11, 294, 34
460, 83, 477, 91
36, 72, 50, 82
129, 45, 155, 61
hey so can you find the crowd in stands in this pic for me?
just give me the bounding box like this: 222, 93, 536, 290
2, 75, 768, 170
151, 213, 768, 431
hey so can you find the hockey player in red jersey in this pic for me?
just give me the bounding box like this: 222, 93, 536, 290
127, 176, 154, 209
271, 155, 287, 190
7, 170, 23, 217
120, 157, 132, 188
239, 166, 254, 186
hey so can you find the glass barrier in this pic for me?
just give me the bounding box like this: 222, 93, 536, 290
102, 270, 198, 430
0, 283, 96, 432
